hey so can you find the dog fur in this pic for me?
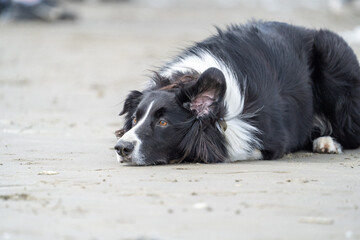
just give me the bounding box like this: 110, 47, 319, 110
114, 21, 360, 165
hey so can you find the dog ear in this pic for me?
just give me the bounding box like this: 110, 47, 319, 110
179, 67, 226, 118
120, 90, 143, 116
120, 90, 143, 131
114, 128, 126, 139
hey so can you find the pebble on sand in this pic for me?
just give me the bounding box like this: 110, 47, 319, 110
38, 171, 59, 175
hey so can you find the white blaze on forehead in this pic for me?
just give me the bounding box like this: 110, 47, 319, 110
117, 101, 154, 165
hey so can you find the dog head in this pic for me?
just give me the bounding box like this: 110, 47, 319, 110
114, 67, 228, 165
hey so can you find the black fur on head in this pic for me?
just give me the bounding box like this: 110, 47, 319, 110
175, 67, 228, 163
115, 67, 229, 165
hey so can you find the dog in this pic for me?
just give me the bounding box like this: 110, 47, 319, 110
114, 20, 360, 165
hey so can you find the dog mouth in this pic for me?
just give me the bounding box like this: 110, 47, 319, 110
116, 152, 146, 165
119, 157, 131, 164
116, 154, 132, 164
116, 151, 131, 163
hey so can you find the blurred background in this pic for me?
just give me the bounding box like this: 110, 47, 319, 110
1, 0, 360, 143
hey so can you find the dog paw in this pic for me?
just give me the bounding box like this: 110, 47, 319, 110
313, 136, 342, 154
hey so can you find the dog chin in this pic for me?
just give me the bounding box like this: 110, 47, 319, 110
116, 152, 146, 165
116, 152, 170, 165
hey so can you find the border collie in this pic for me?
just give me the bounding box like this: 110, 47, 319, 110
114, 21, 360, 165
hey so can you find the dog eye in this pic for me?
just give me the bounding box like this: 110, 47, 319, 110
159, 120, 168, 126
132, 117, 137, 125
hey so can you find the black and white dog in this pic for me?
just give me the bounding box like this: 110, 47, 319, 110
114, 21, 360, 165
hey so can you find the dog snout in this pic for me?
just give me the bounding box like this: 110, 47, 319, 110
114, 140, 135, 157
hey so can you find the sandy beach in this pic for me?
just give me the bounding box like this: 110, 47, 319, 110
1, 1, 360, 239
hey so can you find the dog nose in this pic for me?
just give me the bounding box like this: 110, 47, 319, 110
114, 141, 134, 157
